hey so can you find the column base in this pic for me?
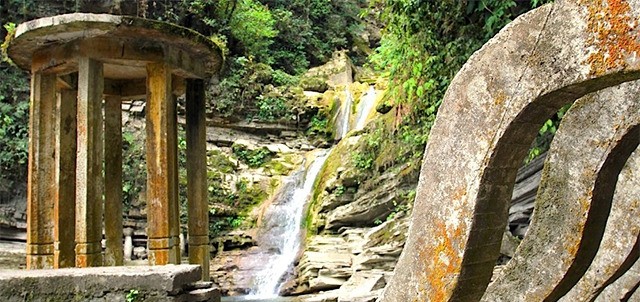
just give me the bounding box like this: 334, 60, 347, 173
26, 254, 54, 269
171, 235, 181, 264
75, 253, 102, 267
188, 244, 210, 281
104, 246, 124, 266
75, 242, 103, 267
53, 250, 75, 268
148, 237, 179, 265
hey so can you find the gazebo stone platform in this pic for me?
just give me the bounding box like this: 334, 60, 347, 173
0, 265, 220, 302
6, 12, 222, 282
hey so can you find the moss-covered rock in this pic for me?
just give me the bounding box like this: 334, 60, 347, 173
300, 76, 329, 92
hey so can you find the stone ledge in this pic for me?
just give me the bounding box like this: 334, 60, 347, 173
0, 264, 203, 301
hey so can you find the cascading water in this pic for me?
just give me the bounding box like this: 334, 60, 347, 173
249, 150, 330, 298
354, 85, 377, 131
336, 87, 354, 140
245, 85, 372, 299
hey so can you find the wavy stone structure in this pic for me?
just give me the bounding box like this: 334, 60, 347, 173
558, 148, 639, 301
484, 82, 640, 301
379, 0, 640, 301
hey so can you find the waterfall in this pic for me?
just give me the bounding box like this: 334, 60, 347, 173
336, 87, 354, 140
249, 149, 330, 298
354, 85, 377, 131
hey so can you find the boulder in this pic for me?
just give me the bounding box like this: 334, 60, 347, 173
300, 76, 330, 92
305, 51, 355, 88
352, 217, 408, 272
319, 193, 355, 213
337, 272, 386, 302
293, 237, 354, 294
324, 173, 402, 230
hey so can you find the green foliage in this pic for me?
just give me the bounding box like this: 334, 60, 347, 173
208, 178, 265, 236
179, 0, 364, 74
352, 151, 374, 171
351, 124, 385, 172
363, 0, 555, 175
386, 201, 408, 221
259, 0, 365, 74
125, 289, 139, 302
1, 22, 17, 63
306, 115, 333, 141
209, 215, 249, 236
121, 132, 147, 210
386, 190, 413, 221
230, 179, 267, 208
255, 95, 289, 121
271, 69, 299, 86
232, 144, 274, 168
207, 149, 236, 173
0, 65, 29, 192
228, 0, 278, 61
210, 57, 301, 121
526, 104, 571, 163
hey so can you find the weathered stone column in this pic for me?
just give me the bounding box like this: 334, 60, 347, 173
75, 57, 104, 267
146, 62, 180, 265
26, 72, 57, 269
186, 79, 210, 280
104, 95, 123, 266
169, 93, 181, 264
54, 88, 77, 268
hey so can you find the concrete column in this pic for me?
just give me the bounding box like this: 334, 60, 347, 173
123, 228, 133, 261
26, 72, 57, 269
169, 93, 181, 264
104, 95, 124, 266
186, 79, 210, 280
179, 232, 187, 258
75, 57, 104, 267
146, 62, 179, 265
54, 89, 77, 268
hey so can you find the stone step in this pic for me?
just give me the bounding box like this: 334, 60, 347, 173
0, 264, 203, 301
178, 287, 221, 302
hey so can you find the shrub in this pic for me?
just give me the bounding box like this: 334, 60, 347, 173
232, 143, 274, 168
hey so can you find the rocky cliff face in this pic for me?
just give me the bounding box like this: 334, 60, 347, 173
280, 130, 418, 301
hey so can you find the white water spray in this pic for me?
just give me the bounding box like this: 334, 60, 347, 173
337, 87, 354, 140
355, 85, 377, 131
250, 150, 330, 298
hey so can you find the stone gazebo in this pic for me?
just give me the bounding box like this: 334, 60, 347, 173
7, 14, 221, 279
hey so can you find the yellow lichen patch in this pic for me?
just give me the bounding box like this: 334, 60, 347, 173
562, 193, 591, 266
420, 218, 465, 301
494, 92, 506, 106
580, 0, 640, 75
452, 187, 467, 202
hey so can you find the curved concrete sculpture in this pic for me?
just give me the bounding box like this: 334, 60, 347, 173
483, 82, 640, 301
559, 147, 639, 302
595, 259, 640, 301
379, 0, 640, 301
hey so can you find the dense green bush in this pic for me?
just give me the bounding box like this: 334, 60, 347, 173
0, 65, 29, 193
255, 96, 288, 121
121, 132, 147, 210
232, 143, 274, 168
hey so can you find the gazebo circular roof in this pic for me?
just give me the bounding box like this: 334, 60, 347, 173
8, 13, 222, 79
